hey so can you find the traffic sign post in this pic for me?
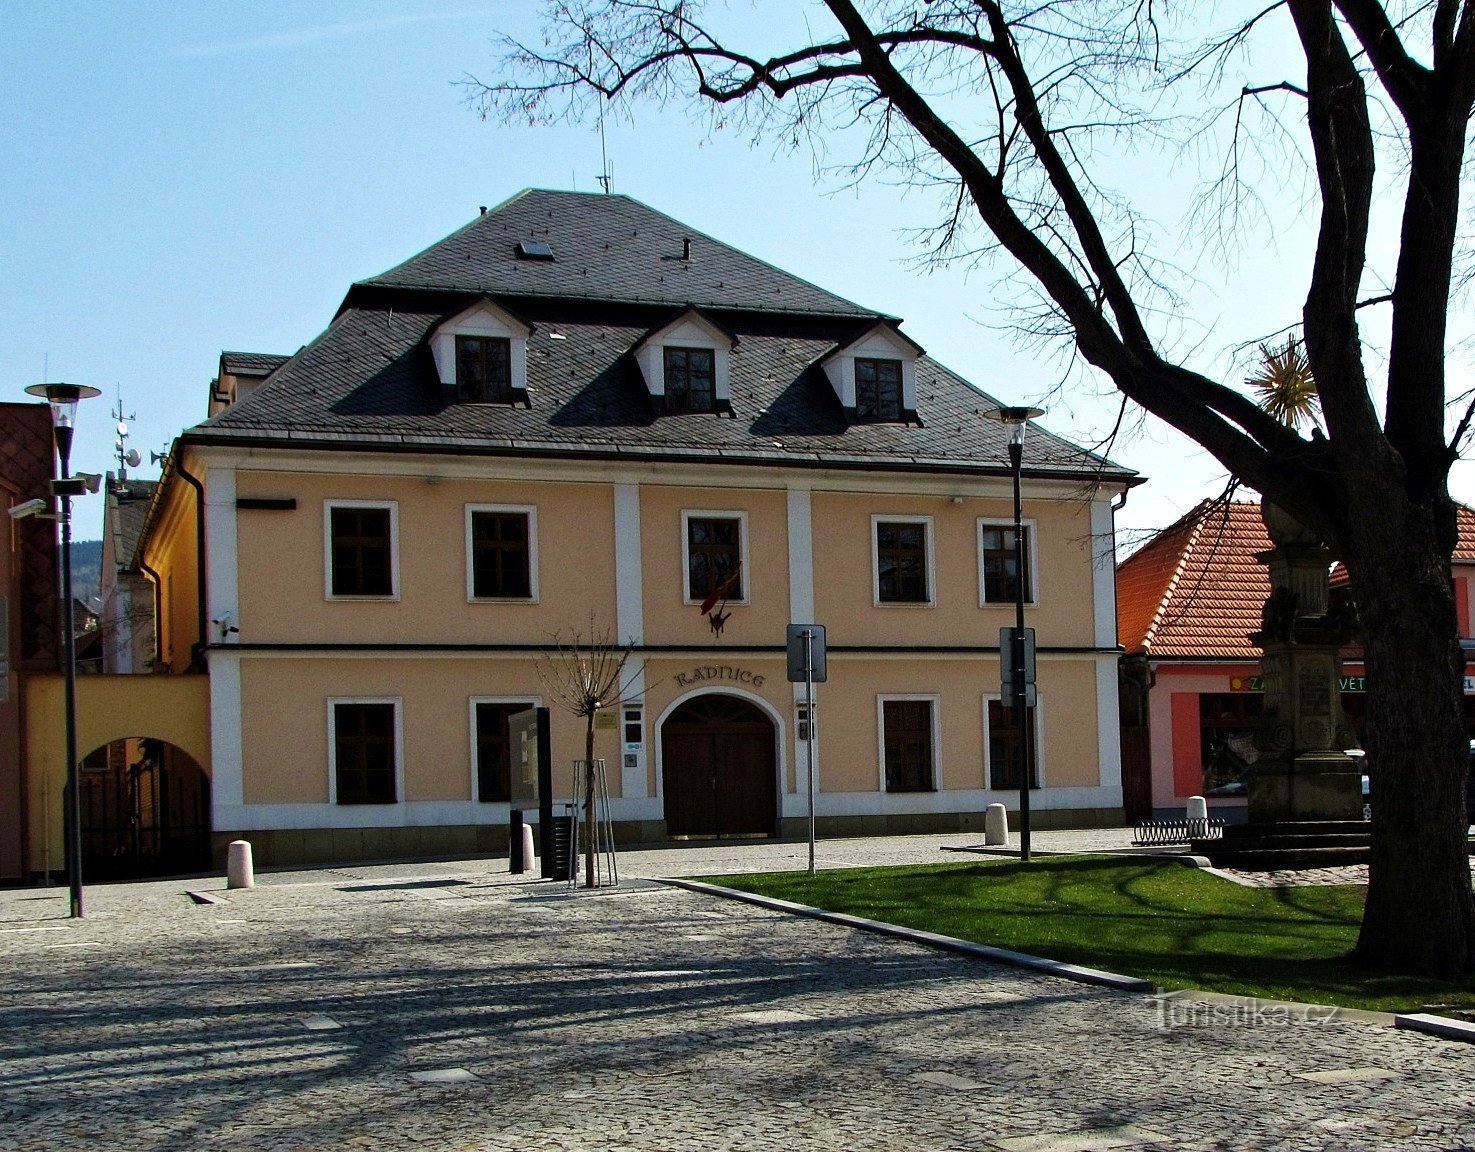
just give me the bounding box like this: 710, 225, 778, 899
786, 624, 826, 875
1001, 625, 1037, 860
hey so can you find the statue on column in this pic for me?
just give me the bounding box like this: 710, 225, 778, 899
1249, 499, 1362, 822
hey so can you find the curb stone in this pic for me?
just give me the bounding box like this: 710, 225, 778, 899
665, 878, 1475, 1044
660, 877, 1154, 991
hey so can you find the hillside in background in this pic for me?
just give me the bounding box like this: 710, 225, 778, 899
69, 539, 102, 606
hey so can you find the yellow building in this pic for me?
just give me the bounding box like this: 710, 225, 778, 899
138, 190, 1138, 865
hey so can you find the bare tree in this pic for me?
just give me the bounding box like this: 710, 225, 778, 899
537, 619, 645, 887
470, 0, 1475, 978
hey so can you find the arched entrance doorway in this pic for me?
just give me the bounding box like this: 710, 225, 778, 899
76, 738, 211, 880
662, 694, 777, 838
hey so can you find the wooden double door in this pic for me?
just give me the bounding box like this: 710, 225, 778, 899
662, 694, 777, 838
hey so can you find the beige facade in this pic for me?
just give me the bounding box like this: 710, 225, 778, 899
140, 447, 1126, 865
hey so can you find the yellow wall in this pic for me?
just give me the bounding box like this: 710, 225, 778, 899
233, 472, 617, 645
810, 491, 1098, 648
239, 656, 621, 804
23, 672, 210, 874
140, 475, 200, 673
640, 484, 790, 646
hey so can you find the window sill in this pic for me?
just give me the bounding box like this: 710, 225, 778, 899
873, 599, 936, 609
468, 596, 539, 605
326, 594, 401, 603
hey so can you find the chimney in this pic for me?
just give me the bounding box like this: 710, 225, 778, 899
682, 237, 691, 261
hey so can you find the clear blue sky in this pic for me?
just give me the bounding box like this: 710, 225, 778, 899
4, 3, 1468, 543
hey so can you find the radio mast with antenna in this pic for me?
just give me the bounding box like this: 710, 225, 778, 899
111, 389, 141, 485
597, 104, 613, 194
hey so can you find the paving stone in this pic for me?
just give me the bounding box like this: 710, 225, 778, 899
0, 831, 1471, 1151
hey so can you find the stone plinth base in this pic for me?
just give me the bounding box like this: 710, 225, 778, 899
1248, 752, 1363, 823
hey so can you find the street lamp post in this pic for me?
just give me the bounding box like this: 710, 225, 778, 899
983, 405, 1044, 862
26, 382, 100, 918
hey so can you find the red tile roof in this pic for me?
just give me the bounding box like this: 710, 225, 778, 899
1116, 500, 1271, 658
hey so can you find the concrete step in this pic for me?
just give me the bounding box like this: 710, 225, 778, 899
1193, 844, 1372, 870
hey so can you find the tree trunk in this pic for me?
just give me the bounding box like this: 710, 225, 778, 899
1348, 499, 1474, 978
584, 712, 596, 889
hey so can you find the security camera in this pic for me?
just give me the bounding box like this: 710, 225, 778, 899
8, 498, 49, 521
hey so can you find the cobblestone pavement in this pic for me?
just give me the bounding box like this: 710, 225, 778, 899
2, 834, 1474, 1151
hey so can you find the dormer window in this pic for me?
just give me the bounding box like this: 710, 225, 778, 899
664, 347, 716, 413
632, 308, 735, 414
820, 320, 924, 425
856, 359, 903, 422
429, 299, 532, 406
456, 336, 512, 403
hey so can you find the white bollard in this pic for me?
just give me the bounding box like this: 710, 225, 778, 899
227, 839, 255, 890
984, 802, 1010, 847
1186, 795, 1208, 838
520, 822, 536, 868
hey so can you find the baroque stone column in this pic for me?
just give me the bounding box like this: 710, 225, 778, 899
1248, 501, 1362, 822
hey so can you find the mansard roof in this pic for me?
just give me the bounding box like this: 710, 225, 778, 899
184, 192, 1135, 484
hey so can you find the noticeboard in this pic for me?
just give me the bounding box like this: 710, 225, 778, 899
508, 707, 550, 808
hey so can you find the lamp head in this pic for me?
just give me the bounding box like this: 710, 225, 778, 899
25, 383, 101, 429
981, 405, 1046, 447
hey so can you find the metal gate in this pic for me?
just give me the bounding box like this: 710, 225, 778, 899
77, 738, 211, 880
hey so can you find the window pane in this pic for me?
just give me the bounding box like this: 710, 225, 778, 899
456, 336, 512, 402
687, 516, 743, 599
876, 521, 928, 602
335, 703, 396, 804
664, 347, 715, 413
982, 525, 1031, 602
331, 507, 393, 596
884, 699, 934, 792
855, 358, 902, 422
471, 511, 532, 598
988, 700, 1039, 790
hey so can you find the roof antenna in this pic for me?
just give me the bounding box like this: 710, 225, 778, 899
112, 387, 139, 482
597, 102, 612, 194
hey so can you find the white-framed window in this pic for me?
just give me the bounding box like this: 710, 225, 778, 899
978, 517, 1038, 606
324, 500, 399, 601
469, 696, 540, 803
871, 514, 935, 606
877, 695, 940, 793
681, 509, 749, 605
983, 693, 1045, 790
632, 310, 732, 409
328, 697, 404, 805
429, 299, 531, 402
465, 504, 538, 602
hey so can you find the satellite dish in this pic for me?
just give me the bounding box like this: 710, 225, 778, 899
114, 438, 124, 453
125, 449, 141, 468
116, 421, 128, 436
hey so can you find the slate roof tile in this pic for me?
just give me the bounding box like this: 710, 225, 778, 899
361, 189, 874, 316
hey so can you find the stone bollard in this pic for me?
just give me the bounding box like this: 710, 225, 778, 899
521, 822, 537, 869
227, 839, 255, 890
984, 802, 1010, 847
1186, 795, 1208, 838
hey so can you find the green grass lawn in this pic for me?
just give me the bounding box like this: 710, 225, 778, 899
705, 855, 1475, 1013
